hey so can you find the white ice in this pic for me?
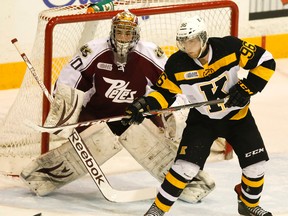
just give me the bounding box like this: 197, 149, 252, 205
0, 59, 288, 216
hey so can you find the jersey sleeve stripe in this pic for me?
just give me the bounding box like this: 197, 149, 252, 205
159, 76, 182, 94
148, 91, 169, 109
230, 105, 249, 120
249, 65, 274, 81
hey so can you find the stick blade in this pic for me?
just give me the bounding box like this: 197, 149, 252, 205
105, 187, 157, 203
23, 119, 47, 133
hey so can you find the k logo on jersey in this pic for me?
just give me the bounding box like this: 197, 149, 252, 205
103, 77, 136, 103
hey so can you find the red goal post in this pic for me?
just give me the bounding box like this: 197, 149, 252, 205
42, 0, 238, 152
0, 0, 238, 174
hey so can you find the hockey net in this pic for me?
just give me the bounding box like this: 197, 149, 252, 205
0, 0, 238, 174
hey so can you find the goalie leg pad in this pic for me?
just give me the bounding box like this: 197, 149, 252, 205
180, 170, 216, 203
119, 119, 177, 182
20, 124, 122, 196
119, 119, 215, 203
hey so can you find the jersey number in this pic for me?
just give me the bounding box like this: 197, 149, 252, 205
70, 57, 83, 70
156, 72, 167, 86
240, 41, 256, 59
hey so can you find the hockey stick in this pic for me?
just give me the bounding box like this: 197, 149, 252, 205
27, 98, 226, 133
12, 38, 157, 202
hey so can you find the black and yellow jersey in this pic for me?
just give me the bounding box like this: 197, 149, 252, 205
147, 36, 276, 120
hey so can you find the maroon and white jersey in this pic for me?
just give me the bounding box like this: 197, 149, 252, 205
56, 38, 167, 119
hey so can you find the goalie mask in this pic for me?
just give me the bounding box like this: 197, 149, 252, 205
110, 10, 140, 63
176, 16, 208, 59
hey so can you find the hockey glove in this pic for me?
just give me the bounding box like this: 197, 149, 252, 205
122, 97, 150, 126
225, 79, 255, 108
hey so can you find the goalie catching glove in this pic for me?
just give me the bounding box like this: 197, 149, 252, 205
225, 79, 257, 108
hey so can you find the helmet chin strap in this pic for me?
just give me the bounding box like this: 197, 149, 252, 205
114, 52, 127, 64
197, 42, 209, 59
109, 39, 128, 64
117, 42, 129, 63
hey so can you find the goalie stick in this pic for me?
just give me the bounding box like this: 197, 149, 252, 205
11, 38, 157, 202
26, 98, 226, 133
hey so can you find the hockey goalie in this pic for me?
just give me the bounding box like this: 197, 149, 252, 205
20, 9, 232, 204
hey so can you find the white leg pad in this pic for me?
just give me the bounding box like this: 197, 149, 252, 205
119, 119, 177, 182
180, 170, 216, 203
119, 119, 215, 203
20, 124, 122, 196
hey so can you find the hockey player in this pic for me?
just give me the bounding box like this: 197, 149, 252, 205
21, 10, 218, 203
123, 16, 276, 216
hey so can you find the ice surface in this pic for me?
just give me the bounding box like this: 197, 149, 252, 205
0, 59, 287, 216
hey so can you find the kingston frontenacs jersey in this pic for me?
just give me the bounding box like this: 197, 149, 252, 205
147, 36, 276, 120
56, 38, 167, 119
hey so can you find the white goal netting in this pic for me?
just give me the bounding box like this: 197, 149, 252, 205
0, 0, 238, 174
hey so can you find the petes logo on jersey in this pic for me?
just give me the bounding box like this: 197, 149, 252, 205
97, 62, 113, 71
103, 77, 136, 103
184, 71, 199, 79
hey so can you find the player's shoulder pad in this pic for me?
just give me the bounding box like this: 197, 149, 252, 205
135, 41, 167, 59
77, 38, 109, 59
222, 36, 243, 47
209, 36, 243, 53
166, 50, 184, 64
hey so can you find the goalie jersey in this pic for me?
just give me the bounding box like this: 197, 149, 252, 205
147, 36, 276, 120
56, 38, 167, 119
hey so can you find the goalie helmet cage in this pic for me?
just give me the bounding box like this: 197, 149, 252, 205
0, 0, 238, 174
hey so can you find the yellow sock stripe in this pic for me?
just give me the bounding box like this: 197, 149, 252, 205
155, 197, 171, 212
242, 175, 264, 188
240, 195, 260, 208
165, 171, 187, 189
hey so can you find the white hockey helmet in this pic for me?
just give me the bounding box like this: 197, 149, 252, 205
176, 15, 208, 58
110, 10, 140, 62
